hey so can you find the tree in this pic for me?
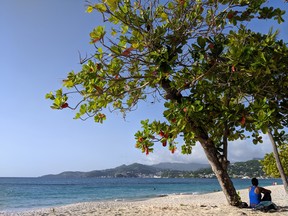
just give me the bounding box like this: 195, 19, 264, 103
245, 23, 288, 194
240, 22, 288, 193
46, 0, 286, 206
265, 132, 288, 194
261, 143, 288, 175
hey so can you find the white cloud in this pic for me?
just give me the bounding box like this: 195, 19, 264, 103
138, 134, 273, 165
138, 143, 209, 165
228, 134, 272, 162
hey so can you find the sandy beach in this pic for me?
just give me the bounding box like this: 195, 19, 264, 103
1, 185, 287, 216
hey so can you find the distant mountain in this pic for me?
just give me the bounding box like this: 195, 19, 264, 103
40, 160, 264, 179
41, 163, 162, 178
40, 162, 208, 178
151, 162, 210, 171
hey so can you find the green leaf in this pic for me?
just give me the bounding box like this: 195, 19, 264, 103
74, 113, 81, 119
160, 12, 168, 22
79, 104, 87, 115
261, 125, 268, 134
106, 0, 118, 12
121, 25, 129, 34
63, 80, 74, 88
167, 2, 174, 9
197, 37, 206, 48
258, 110, 266, 121
45, 92, 55, 100
86, 6, 94, 13
95, 3, 107, 12
55, 89, 63, 97
90, 26, 106, 40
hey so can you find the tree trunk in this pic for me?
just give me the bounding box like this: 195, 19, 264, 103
268, 130, 288, 194
160, 79, 240, 205
197, 132, 240, 206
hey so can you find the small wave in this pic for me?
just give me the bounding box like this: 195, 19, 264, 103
114, 199, 125, 202
170, 192, 201, 196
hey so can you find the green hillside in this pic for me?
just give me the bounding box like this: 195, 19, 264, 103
162, 159, 265, 178
41, 159, 266, 179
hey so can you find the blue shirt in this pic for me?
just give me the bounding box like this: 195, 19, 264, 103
249, 186, 261, 207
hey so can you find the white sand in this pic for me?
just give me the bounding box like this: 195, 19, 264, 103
1, 185, 287, 216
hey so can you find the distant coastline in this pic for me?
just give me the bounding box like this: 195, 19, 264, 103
40, 159, 266, 179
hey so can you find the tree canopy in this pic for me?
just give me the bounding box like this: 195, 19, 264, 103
46, 0, 287, 206
261, 144, 288, 178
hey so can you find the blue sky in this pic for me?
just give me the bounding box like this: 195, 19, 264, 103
0, 1, 287, 177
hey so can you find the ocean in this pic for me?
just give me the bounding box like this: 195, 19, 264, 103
0, 177, 281, 212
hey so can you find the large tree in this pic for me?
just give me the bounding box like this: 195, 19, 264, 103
46, 0, 286, 206
236, 26, 288, 193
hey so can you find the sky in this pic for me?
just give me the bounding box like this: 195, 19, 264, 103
0, 1, 287, 177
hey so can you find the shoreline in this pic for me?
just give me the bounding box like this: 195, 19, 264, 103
1, 185, 287, 216
0, 191, 205, 214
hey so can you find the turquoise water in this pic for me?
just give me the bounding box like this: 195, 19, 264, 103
0, 177, 281, 212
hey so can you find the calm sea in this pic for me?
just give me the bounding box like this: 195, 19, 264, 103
0, 177, 281, 212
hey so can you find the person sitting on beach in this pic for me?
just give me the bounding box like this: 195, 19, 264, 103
249, 177, 272, 208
